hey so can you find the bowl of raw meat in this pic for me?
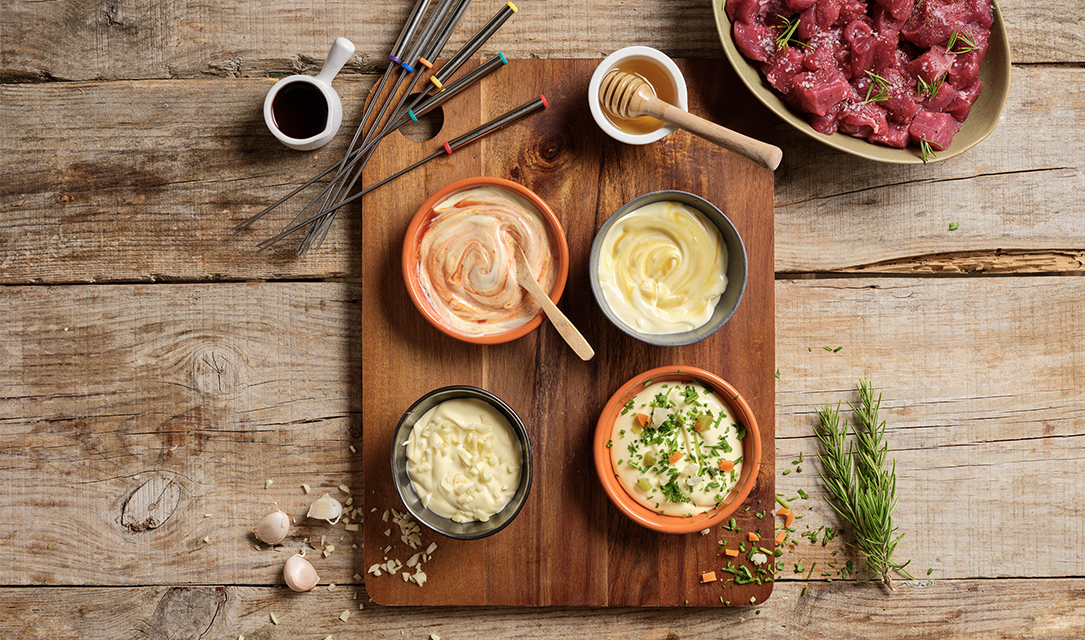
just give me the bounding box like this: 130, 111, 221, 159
714, 0, 1010, 164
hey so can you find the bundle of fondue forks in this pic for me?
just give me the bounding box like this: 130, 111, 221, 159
238, 0, 536, 254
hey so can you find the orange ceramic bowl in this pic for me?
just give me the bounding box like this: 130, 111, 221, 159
593, 365, 761, 534
402, 177, 569, 345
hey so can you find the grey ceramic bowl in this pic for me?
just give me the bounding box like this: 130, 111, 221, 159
589, 191, 747, 347
390, 385, 532, 540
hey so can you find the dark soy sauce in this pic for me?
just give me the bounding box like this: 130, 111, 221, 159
271, 82, 328, 139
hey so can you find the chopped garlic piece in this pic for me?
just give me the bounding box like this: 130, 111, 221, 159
270, 612, 279, 625
339, 610, 351, 622
350, 445, 357, 453
302, 484, 311, 494
202, 536, 210, 544
265, 479, 273, 489
339, 484, 351, 494
345, 523, 359, 532
751, 553, 768, 566
700, 528, 711, 536
328, 583, 336, 591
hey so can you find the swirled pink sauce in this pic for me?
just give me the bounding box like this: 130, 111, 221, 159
417, 187, 557, 337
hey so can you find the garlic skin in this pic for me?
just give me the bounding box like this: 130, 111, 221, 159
252, 509, 290, 545
284, 553, 319, 592
307, 493, 343, 525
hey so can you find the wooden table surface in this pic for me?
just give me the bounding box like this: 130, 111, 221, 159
1, 0, 1083, 638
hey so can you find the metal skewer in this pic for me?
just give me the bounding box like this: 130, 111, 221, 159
303, 0, 479, 254
303, 1, 517, 253
257, 95, 549, 250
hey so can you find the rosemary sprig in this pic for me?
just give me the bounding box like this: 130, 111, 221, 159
775, 14, 812, 51
815, 380, 913, 590
919, 137, 941, 163
916, 74, 946, 100
863, 71, 891, 103
947, 30, 980, 54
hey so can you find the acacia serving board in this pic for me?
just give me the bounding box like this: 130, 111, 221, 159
361, 59, 775, 607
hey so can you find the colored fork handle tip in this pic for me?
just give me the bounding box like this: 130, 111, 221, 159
388, 54, 403, 64
430, 76, 444, 89
400, 61, 416, 72
507, 1, 518, 11
408, 109, 418, 122
499, 52, 508, 64
540, 94, 548, 108
443, 142, 453, 154
418, 57, 434, 69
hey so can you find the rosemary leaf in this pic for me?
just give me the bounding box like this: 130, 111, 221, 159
816, 380, 913, 590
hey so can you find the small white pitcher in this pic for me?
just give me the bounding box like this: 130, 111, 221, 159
264, 37, 355, 151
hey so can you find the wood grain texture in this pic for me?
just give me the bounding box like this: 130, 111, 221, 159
1, 580, 1084, 639
0, 283, 366, 585
1, 0, 1081, 82
360, 59, 776, 607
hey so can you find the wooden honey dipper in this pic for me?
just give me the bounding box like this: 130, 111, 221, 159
600, 69, 783, 170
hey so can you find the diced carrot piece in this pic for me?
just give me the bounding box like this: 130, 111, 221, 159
724, 549, 740, 557
774, 531, 787, 545
719, 459, 734, 472
700, 571, 717, 584
785, 512, 794, 528
776, 507, 790, 517
635, 413, 649, 427
668, 452, 683, 464
747, 532, 759, 542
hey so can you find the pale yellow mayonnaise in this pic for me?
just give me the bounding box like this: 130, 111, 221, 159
597, 201, 727, 334
417, 187, 556, 337
609, 381, 744, 517
405, 397, 523, 523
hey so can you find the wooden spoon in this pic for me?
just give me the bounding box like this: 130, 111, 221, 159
513, 245, 595, 361
600, 69, 783, 171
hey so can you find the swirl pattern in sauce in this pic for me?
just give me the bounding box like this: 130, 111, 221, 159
598, 200, 727, 335
418, 187, 557, 336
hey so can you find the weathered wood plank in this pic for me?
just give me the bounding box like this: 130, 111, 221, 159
1, 0, 1080, 82
0, 283, 365, 585
1, 66, 1084, 284
0, 278, 1082, 588
1, 580, 1083, 639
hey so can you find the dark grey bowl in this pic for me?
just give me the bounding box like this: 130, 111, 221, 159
589, 191, 747, 347
390, 385, 532, 540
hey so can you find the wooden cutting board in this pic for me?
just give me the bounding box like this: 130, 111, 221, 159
361, 58, 775, 607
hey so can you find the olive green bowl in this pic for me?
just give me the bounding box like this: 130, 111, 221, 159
712, 0, 1011, 164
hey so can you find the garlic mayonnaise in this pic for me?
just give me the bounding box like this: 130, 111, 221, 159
417, 187, 557, 337
597, 200, 727, 335
405, 397, 523, 523
608, 381, 744, 517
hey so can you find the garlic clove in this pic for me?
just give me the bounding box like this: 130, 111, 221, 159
284, 553, 319, 592
306, 493, 343, 525
252, 509, 290, 545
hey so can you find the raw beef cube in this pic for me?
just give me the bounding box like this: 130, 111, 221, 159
838, 0, 867, 24
839, 100, 889, 138
792, 66, 853, 116
763, 46, 807, 94
872, 0, 913, 22
808, 102, 844, 134
901, 0, 976, 48
871, 4, 906, 40
869, 121, 912, 147
945, 80, 982, 121
734, 21, 778, 63
906, 45, 956, 83
909, 110, 960, 150
726, 0, 758, 24
921, 80, 957, 111
811, 0, 841, 30
947, 33, 988, 88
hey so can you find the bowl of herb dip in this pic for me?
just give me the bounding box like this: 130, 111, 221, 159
593, 365, 761, 534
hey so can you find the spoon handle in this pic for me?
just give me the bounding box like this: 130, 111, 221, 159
514, 247, 595, 361
650, 99, 783, 171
